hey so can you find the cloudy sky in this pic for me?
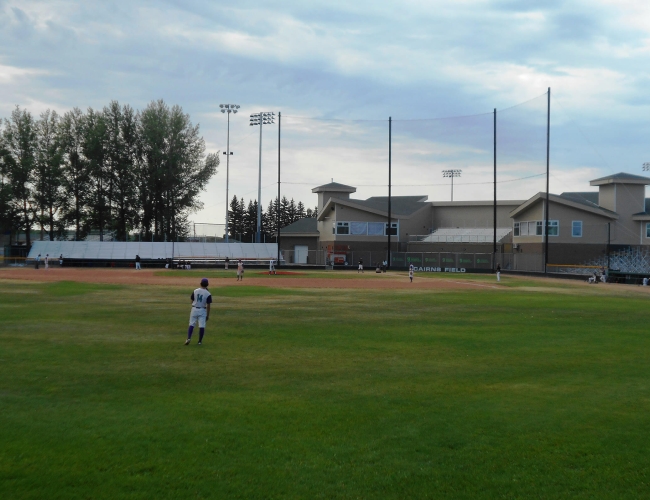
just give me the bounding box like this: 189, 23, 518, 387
2, 0, 649, 228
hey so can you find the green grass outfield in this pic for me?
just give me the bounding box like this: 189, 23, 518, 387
1, 275, 650, 498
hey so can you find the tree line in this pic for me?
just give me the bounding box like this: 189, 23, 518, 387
0, 100, 218, 247
227, 195, 318, 242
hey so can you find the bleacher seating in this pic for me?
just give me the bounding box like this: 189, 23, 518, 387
28, 241, 279, 261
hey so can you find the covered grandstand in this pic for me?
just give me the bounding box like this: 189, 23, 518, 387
415, 227, 512, 243
27, 241, 279, 266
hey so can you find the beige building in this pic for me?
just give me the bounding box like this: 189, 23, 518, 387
278, 173, 650, 269
510, 173, 650, 264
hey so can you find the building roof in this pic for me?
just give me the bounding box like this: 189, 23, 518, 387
510, 192, 619, 219
279, 217, 319, 234
312, 182, 357, 194
590, 172, 650, 186
352, 196, 429, 216
317, 195, 430, 221
559, 191, 599, 206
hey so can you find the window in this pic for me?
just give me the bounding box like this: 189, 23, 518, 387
385, 222, 398, 236
572, 221, 582, 237
546, 220, 559, 236
647, 223, 650, 238
536, 221, 543, 236
514, 222, 520, 236
336, 222, 349, 235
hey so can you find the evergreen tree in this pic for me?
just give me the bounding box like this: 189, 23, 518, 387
0, 106, 38, 248
82, 107, 108, 240
58, 108, 91, 240
228, 195, 245, 240
138, 100, 218, 241
306, 207, 313, 218
244, 199, 258, 242
34, 109, 64, 241
288, 198, 297, 224
264, 198, 276, 236
0, 143, 20, 244
280, 196, 290, 229
296, 201, 305, 220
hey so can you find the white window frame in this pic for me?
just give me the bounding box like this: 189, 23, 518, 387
547, 220, 559, 237
572, 221, 582, 238
336, 222, 349, 235
384, 222, 398, 236
536, 221, 543, 236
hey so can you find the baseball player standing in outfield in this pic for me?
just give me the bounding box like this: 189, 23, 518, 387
409, 263, 414, 282
35, 253, 41, 269
185, 278, 212, 345
59, 254, 63, 266
135, 254, 141, 270
496, 263, 501, 282
237, 259, 244, 281
269, 259, 276, 275
44, 254, 49, 269
358, 258, 363, 273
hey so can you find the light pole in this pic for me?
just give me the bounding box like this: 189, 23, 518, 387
442, 169, 462, 202
250, 111, 275, 243
643, 162, 650, 172
220, 104, 239, 243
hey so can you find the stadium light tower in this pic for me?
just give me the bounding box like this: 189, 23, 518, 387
442, 169, 462, 202
250, 111, 275, 243
220, 104, 239, 243
643, 162, 650, 172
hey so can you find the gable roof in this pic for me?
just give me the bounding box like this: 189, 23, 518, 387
317, 195, 429, 221
510, 192, 619, 219
312, 182, 357, 194
590, 172, 650, 186
279, 217, 318, 234
560, 191, 599, 206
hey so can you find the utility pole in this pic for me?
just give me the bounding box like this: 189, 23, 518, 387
220, 104, 239, 243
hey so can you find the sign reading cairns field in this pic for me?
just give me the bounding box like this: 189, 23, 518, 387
414, 267, 467, 273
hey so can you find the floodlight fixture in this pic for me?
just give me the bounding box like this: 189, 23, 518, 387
442, 169, 462, 201
644, 162, 650, 172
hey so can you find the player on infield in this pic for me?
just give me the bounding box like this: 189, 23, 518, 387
269, 259, 276, 275
185, 278, 211, 345
237, 259, 244, 281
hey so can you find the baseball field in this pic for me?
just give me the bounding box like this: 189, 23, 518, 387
1, 267, 649, 499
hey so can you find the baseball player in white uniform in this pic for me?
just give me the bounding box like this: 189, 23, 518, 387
237, 259, 244, 281
269, 259, 276, 275
409, 263, 414, 282
185, 278, 212, 345
44, 254, 49, 269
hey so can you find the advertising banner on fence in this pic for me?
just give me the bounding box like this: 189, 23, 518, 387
391, 252, 494, 273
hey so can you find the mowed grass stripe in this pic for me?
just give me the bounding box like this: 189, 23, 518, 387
1, 280, 649, 498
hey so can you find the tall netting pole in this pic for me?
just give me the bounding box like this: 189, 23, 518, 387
493, 108, 497, 259
388, 116, 392, 269
277, 111, 281, 265
544, 88, 551, 273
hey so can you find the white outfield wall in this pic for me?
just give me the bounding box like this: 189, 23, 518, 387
28, 241, 279, 261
